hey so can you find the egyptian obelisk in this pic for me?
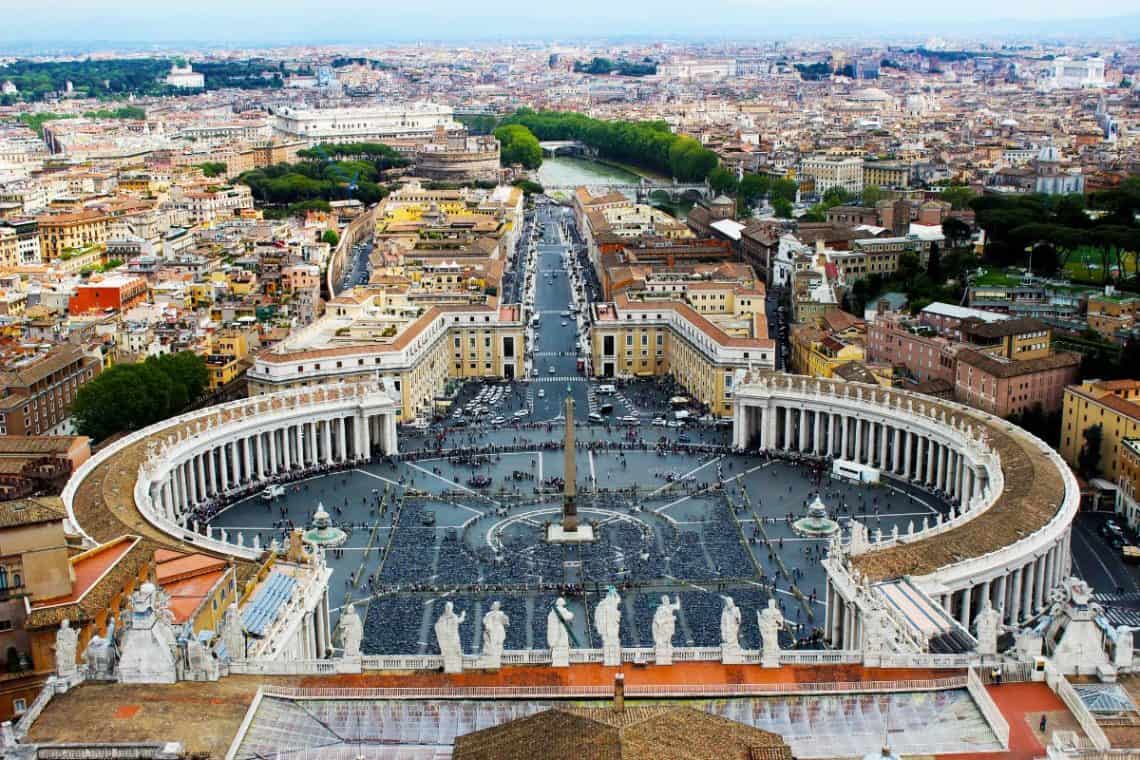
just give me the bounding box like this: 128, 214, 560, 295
562, 395, 578, 532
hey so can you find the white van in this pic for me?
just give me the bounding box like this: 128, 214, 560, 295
597, 384, 616, 395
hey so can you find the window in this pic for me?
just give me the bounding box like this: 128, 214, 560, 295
12, 699, 25, 715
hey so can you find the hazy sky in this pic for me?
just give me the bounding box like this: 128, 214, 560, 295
3, 0, 1140, 45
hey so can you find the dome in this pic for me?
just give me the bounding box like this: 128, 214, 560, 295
850, 87, 892, 102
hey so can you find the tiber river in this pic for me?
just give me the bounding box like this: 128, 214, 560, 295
536, 156, 692, 218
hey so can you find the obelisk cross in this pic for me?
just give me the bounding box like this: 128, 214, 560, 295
562, 395, 578, 532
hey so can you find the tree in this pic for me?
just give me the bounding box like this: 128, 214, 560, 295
512, 178, 544, 195
708, 166, 739, 196
497, 109, 719, 181
862, 185, 886, 206
942, 217, 972, 249
897, 251, 921, 287
940, 185, 977, 210
493, 124, 542, 169
72, 352, 208, 442
1078, 424, 1104, 478
738, 173, 771, 210
926, 241, 942, 282
322, 229, 340, 246
773, 198, 794, 218
821, 186, 851, 207
770, 178, 799, 205
197, 161, 228, 178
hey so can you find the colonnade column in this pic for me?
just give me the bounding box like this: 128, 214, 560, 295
1010, 566, 1024, 624
814, 412, 823, 455
323, 421, 333, 465
903, 431, 912, 479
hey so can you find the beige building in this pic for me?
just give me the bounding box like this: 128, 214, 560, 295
801, 155, 864, 196
590, 292, 774, 417
36, 211, 108, 263
248, 298, 525, 421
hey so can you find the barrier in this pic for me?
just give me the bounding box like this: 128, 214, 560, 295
968, 667, 1011, 749
1045, 661, 1111, 750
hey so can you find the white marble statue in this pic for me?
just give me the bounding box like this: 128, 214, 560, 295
973, 597, 1002, 657
720, 596, 741, 648
720, 596, 743, 664
219, 603, 244, 661
1115, 626, 1134, 669
336, 603, 364, 658
119, 582, 178, 684
547, 597, 573, 667
55, 618, 79, 678
481, 601, 509, 668
595, 587, 622, 666
758, 598, 786, 667
652, 595, 681, 664
435, 602, 466, 673
83, 620, 117, 680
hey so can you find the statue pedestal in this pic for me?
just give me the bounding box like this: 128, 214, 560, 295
546, 524, 596, 544
551, 645, 569, 668
477, 653, 502, 670
336, 656, 363, 674
721, 643, 742, 665
602, 644, 621, 667
761, 650, 781, 669
655, 646, 673, 666
442, 653, 463, 674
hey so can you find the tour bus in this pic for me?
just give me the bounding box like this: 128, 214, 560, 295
597, 384, 616, 395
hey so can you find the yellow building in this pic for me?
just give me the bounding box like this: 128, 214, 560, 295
590, 295, 775, 417
36, 211, 108, 263
790, 323, 865, 378
1060, 379, 1140, 480
862, 162, 911, 189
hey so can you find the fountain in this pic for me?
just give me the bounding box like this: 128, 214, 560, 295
792, 495, 840, 537
302, 503, 348, 548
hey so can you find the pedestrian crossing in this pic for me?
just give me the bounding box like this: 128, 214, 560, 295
533, 351, 573, 357
531, 376, 587, 384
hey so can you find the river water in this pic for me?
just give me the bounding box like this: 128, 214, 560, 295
536, 156, 691, 218
536, 156, 643, 189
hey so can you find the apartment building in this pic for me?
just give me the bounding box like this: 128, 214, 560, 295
1086, 293, 1140, 343
1061, 379, 1140, 481
954, 349, 1080, 417
68, 275, 149, 315
800, 155, 864, 196
0, 346, 103, 436
247, 299, 524, 421
36, 210, 108, 263
862, 161, 911, 189
590, 293, 774, 417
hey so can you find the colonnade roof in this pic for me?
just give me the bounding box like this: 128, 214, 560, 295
851, 408, 1064, 582
738, 372, 1070, 584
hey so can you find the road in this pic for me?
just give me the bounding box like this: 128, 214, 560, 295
340, 237, 373, 291
527, 201, 592, 420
